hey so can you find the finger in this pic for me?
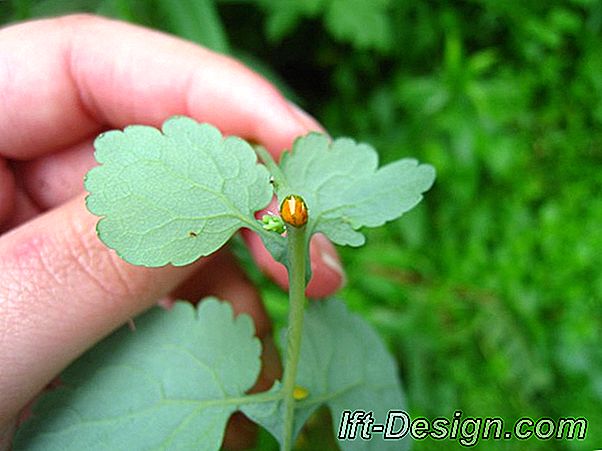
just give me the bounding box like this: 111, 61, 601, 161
0, 194, 212, 427
0, 14, 312, 159
0, 14, 345, 298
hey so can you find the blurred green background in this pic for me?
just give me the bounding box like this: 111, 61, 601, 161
2, 0, 601, 449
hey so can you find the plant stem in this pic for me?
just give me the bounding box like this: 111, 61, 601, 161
280, 224, 307, 451
253, 144, 290, 193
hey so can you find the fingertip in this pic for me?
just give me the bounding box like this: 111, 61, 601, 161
306, 233, 345, 298
254, 102, 325, 158
286, 101, 326, 135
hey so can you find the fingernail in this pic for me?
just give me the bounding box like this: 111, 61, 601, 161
287, 101, 326, 133
314, 234, 346, 288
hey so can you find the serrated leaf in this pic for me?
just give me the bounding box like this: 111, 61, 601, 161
277, 133, 436, 247
14, 300, 262, 451
242, 299, 409, 450
85, 116, 272, 266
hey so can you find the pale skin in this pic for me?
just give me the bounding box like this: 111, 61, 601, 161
0, 15, 344, 449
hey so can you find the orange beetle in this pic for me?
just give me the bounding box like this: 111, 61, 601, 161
280, 194, 308, 228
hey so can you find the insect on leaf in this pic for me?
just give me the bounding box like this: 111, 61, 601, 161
276, 133, 436, 247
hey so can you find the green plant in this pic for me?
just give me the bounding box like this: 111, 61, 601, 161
13, 116, 435, 450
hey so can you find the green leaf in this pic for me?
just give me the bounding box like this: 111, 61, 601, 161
156, 0, 230, 54
258, 0, 324, 42
27, 0, 102, 18
85, 116, 272, 267
277, 133, 436, 247
242, 299, 409, 450
14, 300, 263, 451
258, 0, 392, 50
325, 0, 393, 51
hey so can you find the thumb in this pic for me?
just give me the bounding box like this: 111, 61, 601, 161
0, 194, 210, 427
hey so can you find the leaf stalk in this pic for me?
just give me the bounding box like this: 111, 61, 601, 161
280, 224, 307, 451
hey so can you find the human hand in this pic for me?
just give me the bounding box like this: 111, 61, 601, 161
0, 14, 344, 449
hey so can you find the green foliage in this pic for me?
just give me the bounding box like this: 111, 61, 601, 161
85, 117, 272, 266
15, 299, 407, 451
86, 117, 432, 270
79, 112, 431, 449
256, 0, 392, 50
243, 299, 409, 451
14, 300, 262, 450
